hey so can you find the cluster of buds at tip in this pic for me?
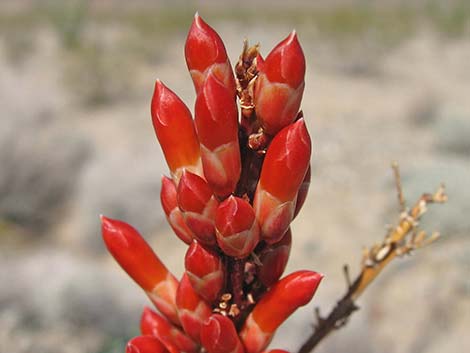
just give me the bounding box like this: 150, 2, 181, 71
102, 13, 322, 353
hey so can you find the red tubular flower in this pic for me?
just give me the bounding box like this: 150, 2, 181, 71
195, 71, 241, 199
140, 307, 198, 353
185, 240, 225, 303
151, 79, 202, 183
176, 273, 212, 343
177, 170, 219, 246
126, 336, 167, 353
200, 314, 245, 353
101, 216, 180, 325
254, 31, 305, 135
257, 229, 292, 287
293, 164, 311, 219
240, 271, 323, 353
253, 119, 311, 243
262, 351, 290, 353
215, 196, 260, 258
185, 13, 236, 94
160, 175, 194, 244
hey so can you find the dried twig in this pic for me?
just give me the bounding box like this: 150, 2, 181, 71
297, 165, 447, 353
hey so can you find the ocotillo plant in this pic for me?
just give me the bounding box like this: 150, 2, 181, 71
101, 13, 321, 353
101, 13, 446, 353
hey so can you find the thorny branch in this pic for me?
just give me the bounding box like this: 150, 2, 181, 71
297, 163, 447, 353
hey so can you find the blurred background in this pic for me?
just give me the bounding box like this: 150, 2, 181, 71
1, 0, 469, 352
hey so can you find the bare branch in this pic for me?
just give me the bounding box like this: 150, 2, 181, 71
297, 168, 447, 353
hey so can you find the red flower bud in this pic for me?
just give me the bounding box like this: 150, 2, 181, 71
240, 271, 323, 353
140, 307, 197, 353
215, 196, 260, 258
176, 273, 212, 343
185, 13, 236, 94
151, 80, 202, 183
257, 229, 292, 287
185, 240, 225, 303
254, 31, 305, 135
195, 71, 241, 198
253, 119, 311, 243
101, 216, 179, 325
177, 170, 219, 246
160, 175, 194, 244
200, 314, 245, 353
126, 336, 166, 353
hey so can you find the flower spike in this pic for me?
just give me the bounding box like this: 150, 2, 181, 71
215, 196, 260, 258
253, 119, 311, 243
177, 170, 219, 246
176, 273, 212, 343
140, 307, 198, 353
240, 271, 323, 353
200, 314, 245, 353
195, 71, 241, 198
185, 13, 236, 94
151, 79, 202, 183
160, 175, 194, 244
254, 31, 305, 135
103, 18, 324, 353
101, 216, 180, 325
126, 336, 167, 353
185, 240, 225, 303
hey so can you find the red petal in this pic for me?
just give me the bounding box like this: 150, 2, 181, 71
176, 273, 212, 342
262, 31, 305, 88
240, 271, 323, 353
126, 336, 167, 353
293, 164, 311, 218
185, 241, 225, 302
215, 196, 260, 258
151, 80, 200, 179
160, 176, 194, 244
140, 307, 197, 353
101, 216, 169, 292
195, 71, 239, 151
251, 270, 323, 333
185, 13, 229, 72
177, 171, 214, 214
200, 314, 245, 353
215, 196, 256, 235
257, 119, 311, 203
258, 229, 292, 287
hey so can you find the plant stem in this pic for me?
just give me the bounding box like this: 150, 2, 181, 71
298, 184, 447, 353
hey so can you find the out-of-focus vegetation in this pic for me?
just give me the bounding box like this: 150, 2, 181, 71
2, 1, 470, 50
1, 0, 469, 106
1, 1, 469, 106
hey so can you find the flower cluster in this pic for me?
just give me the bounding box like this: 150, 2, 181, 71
101, 14, 322, 353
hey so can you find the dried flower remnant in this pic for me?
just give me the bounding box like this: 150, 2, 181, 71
103, 13, 322, 353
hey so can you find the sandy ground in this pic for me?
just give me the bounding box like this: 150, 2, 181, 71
1, 2, 469, 353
